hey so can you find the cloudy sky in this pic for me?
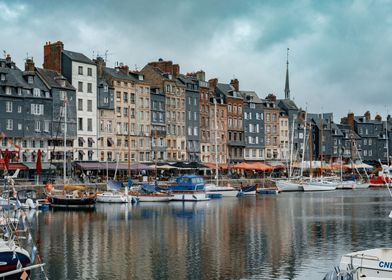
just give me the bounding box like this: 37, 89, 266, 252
1, 0, 392, 120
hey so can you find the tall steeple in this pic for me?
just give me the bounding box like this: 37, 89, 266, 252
284, 48, 290, 100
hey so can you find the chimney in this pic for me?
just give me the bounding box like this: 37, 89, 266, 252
375, 114, 382, 122
364, 111, 371, 121
173, 64, 180, 77
94, 57, 106, 79
5, 54, 11, 62
347, 112, 354, 130
43, 41, 64, 73
230, 78, 239, 91
265, 94, 277, 102
116, 64, 129, 75
208, 78, 218, 90
195, 70, 205, 82
148, 59, 174, 75
25, 58, 35, 72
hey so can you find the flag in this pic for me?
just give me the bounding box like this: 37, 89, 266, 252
36, 149, 42, 176
20, 271, 28, 280
4, 149, 9, 171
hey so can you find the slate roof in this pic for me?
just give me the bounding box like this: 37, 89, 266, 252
240, 91, 262, 103
104, 67, 139, 82
277, 99, 298, 111
216, 83, 242, 99
62, 50, 95, 65
0, 62, 48, 91
36, 68, 75, 90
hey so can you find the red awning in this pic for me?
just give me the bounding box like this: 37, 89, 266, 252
0, 162, 28, 171
205, 163, 229, 170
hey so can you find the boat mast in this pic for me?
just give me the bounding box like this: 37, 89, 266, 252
387, 109, 389, 166
309, 123, 313, 178
128, 104, 131, 180
214, 97, 219, 186
300, 109, 307, 178
63, 96, 67, 184
289, 117, 295, 178
320, 113, 323, 175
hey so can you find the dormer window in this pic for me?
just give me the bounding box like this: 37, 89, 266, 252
5, 86, 11, 95
138, 75, 144, 81
33, 88, 40, 97
60, 80, 66, 87
28, 76, 34, 84
17, 88, 22, 95
0, 62, 4, 68
45, 92, 50, 98
0, 74, 5, 81
104, 85, 108, 92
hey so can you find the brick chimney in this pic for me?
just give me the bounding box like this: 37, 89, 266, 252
172, 64, 180, 77
43, 41, 64, 73
230, 78, 239, 91
347, 112, 354, 129
5, 54, 11, 63
94, 57, 106, 79
25, 58, 35, 72
116, 63, 129, 75
148, 59, 173, 74
208, 78, 218, 90
364, 111, 371, 121
375, 114, 382, 122
265, 94, 277, 102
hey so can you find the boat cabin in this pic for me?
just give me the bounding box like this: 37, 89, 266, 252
171, 175, 205, 191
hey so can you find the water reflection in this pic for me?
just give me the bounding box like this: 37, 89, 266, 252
30, 189, 392, 280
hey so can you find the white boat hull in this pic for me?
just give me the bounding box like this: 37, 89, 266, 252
339, 248, 392, 279
354, 182, 370, 189
238, 190, 256, 196
336, 181, 355, 190
96, 192, 128, 203
130, 195, 172, 202
302, 181, 337, 191
275, 180, 303, 192
171, 192, 210, 201
205, 185, 239, 197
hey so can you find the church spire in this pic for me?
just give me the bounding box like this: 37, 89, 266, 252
285, 48, 290, 100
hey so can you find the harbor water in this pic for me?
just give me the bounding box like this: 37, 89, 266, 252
30, 189, 392, 279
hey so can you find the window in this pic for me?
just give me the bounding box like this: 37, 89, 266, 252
104, 97, 108, 103
78, 81, 83, 92
0, 74, 5, 81
28, 76, 33, 84
18, 106, 22, 113
104, 85, 108, 92
78, 118, 83, 130
87, 100, 92, 112
18, 123, 22, 130
6, 119, 13, 130
78, 99, 83, 111
60, 91, 66, 100
5, 101, 12, 112
78, 66, 83, 75
33, 88, 40, 97
17, 88, 22, 96
87, 118, 93, 131
87, 67, 92, 76
369, 139, 372, 145
123, 92, 128, 103
188, 127, 192, 136
35, 120, 41, 132
87, 83, 92, 93
194, 127, 198, 136
44, 120, 50, 132
31, 104, 44, 115
5, 87, 11, 95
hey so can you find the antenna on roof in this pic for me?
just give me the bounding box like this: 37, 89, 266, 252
92, 50, 95, 59
104, 50, 109, 62
134, 64, 138, 71
3, 50, 6, 58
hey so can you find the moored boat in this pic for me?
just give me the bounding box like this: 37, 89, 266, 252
205, 183, 239, 197
302, 180, 337, 191
237, 185, 257, 196
275, 180, 304, 192
0, 238, 31, 276
47, 185, 96, 208
168, 175, 209, 201
96, 192, 128, 203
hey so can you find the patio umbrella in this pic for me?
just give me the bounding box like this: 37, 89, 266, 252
36, 149, 42, 184
4, 149, 9, 171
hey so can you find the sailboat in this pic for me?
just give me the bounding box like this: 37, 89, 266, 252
205, 98, 239, 197
302, 120, 338, 191
276, 111, 306, 192
46, 94, 97, 208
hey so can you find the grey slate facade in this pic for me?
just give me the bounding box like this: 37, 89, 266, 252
150, 87, 166, 161
178, 75, 201, 162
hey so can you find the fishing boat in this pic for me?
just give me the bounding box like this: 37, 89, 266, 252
205, 183, 239, 197
168, 175, 209, 201
96, 180, 128, 203
47, 185, 96, 208
129, 183, 173, 202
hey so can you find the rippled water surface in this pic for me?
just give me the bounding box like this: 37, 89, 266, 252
29, 189, 392, 279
